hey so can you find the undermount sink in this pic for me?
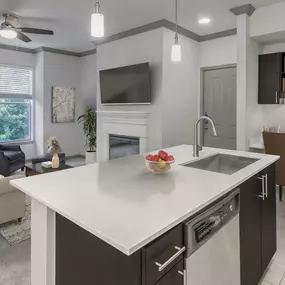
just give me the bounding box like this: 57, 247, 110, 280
182, 154, 259, 175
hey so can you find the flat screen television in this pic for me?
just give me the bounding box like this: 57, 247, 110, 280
100, 63, 151, 105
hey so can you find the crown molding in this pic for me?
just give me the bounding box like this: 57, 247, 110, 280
0, 43, 35, 54
92, 19, 200, 46
78, 48, 97, 57
162, 20, 200, 42
230, 4, 256, 17
92, 19, 236, 46
34, 47, 80, 57
199, 28, 237, 42
0, 19, 238, 58
92, 20, 168, 46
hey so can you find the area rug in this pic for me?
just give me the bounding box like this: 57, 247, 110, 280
0, 200, 31, 245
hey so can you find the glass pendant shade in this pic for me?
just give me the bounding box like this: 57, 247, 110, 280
171, 44, 182, 63
0, 28, 17, 39
91, 13, 104, 38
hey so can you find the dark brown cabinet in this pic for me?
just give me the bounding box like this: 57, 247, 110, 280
261, 165, 277, 272
56, 216, 184, 285
155, 261, 184, 285
142, 225, 184, 285
240, 173, 262, 285
258, 53, 284, 104
240, 165, 276, 285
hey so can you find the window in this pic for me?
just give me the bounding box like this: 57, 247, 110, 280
0, 65, 33, 143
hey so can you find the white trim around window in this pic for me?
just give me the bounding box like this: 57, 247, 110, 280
0, 64, 34, 145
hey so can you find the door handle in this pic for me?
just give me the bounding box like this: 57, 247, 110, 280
178, 270, 187, 285
258, 176, 265, 200
263, 174, 268, 198
154, 246, 186, 272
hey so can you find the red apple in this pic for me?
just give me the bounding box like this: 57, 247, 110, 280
168, 155, 175, 162
153, 155, 159, 162
146, 155, 153, 161
158, 150, 168, 161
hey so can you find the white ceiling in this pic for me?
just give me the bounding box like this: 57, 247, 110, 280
0, 0, 284, 53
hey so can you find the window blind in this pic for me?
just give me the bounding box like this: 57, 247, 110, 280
0, 66, 33, 95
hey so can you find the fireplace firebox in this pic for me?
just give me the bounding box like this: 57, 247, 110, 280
109, 135, 140, 160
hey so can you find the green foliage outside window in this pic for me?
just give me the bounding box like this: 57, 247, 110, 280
0, 99, 31, 142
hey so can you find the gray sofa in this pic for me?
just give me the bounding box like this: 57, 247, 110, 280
0, 174, 25, 224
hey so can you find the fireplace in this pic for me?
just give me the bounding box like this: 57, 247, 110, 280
96, 110, 149, 162
109, 135, 139, 160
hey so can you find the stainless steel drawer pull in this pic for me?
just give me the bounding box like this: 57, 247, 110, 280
263, 174, 268, 198
258, 176, 265, 200
154, 246, 186, 272
178, 270, 187, 285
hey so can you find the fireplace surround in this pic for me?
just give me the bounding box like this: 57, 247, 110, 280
97, 111, 149, 162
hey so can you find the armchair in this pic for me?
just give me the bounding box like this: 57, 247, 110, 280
0, 144, 26, 177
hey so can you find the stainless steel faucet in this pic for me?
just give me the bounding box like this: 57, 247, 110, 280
193, 116, 218, 157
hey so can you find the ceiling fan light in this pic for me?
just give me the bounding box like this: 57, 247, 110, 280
91, 13, 104, 38
0, 28, 17, 39
171, 44, 181, 63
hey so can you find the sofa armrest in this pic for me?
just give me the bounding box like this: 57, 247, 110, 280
0, 174, 24, 193
0, 151, 8, 175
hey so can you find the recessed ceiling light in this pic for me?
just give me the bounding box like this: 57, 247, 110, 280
199, 18, 211, 24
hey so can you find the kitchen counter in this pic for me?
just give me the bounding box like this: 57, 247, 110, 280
11, 145, 279, 256
249, 141, 264, 151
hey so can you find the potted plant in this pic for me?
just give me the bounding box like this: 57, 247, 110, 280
78, 106, 97, 164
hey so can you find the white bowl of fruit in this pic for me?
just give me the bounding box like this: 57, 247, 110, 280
145, 150, 175, 174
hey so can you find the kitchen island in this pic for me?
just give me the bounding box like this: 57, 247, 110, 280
11, 145, 279, 285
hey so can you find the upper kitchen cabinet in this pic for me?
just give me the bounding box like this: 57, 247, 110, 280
258, 53, 285, 104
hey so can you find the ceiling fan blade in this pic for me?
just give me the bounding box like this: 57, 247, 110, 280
17, 32, 32, 43
18, 27, 54, 35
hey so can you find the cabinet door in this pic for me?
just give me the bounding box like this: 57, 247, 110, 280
262, 164, 277, 272
142, 225, 184, 285
259, 53, 282, 104
155, 261, 184, 285
240, 175, 262, 285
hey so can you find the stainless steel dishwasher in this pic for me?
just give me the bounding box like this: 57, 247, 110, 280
185, 189, 240, 285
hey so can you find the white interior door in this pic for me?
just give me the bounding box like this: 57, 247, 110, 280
203, 66, 237, 150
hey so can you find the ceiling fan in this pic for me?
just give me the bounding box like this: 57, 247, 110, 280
0, 14, 54, 43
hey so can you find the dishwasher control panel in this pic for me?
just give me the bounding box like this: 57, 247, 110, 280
185, 189, 240, 257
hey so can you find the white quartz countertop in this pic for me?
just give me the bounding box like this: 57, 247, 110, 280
249, 141, 264, 150
11, 145, 279, 255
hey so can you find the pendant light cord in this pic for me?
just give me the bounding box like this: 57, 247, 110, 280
95, 0, 100, 13
175, 0, 178, 44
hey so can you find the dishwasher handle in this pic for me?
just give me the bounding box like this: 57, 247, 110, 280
154, 246, 186, 272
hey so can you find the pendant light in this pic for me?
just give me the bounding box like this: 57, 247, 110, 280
91, 0, 104, 38
171, 0, 181, 63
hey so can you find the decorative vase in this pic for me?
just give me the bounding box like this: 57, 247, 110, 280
52, 153, 60, 169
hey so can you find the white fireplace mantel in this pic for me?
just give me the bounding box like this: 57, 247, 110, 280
97, 110, 150, 162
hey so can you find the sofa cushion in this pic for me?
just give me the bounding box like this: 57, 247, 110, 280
3, 150, 24, 162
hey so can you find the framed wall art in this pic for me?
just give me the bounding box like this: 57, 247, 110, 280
52, 86, 75, 123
